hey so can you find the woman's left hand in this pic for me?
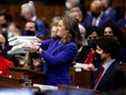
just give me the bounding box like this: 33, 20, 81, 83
23, 42, 41, 53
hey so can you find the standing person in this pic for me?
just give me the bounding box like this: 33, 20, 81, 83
21, 1, 47, 38
26, 15, 81, 86
82, 0, 103, 30
83, 0, 114, 30
100, 0, 117, 22
68, 5, 86, 46
0, 10, 12, 54
23, 21, 36, 36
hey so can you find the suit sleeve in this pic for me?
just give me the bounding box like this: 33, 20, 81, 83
40, 39, 53, 50
41, 43, 77, 65
35, 20, 48, 37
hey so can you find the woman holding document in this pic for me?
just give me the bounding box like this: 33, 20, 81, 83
27, 15, 81, 86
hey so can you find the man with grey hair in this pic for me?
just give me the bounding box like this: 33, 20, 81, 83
21, 1, 48, 38
65, 0, 80, 9
65, 0, 86, 19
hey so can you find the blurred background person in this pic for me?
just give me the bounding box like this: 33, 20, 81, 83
104, 26, 114, 37
0, 10, 12, 33
21, 1, 48, 39
65, 0, 80, 10
68, 5, 86, 46
23, 21, 36, 36
65, 0, 86, 17
74, 29, 99, 71
117, 10, 126, 47
82, 0, 116, 31
100, 0, 117, 22
0, 10, 13, 55
82, 0, 103, 30
117, 10, 126, 63
7, 22, 21, 38
102, 21, 119, 40
50, 16, 61, 38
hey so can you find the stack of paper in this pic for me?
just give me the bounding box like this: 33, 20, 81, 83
33, 84, 58, 92
8, 36, 41, 54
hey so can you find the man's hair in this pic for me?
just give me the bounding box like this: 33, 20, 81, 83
96, 37, 120, 58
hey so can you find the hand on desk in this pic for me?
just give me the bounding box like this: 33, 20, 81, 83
74, 63, 95, 72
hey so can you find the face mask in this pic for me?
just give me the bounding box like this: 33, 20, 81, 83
92, 12, 99, 17
24, 30, 35, 36
87, 39, 96, 48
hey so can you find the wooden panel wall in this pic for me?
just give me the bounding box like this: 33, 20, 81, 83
0, 0, 125, 27
0, 1, 65, 27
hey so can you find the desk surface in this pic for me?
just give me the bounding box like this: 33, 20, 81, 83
0, 77, 23, 88
10, 67, 45, 84
10, 67, 44, 75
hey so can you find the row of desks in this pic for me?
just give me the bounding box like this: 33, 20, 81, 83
0, 64, 126, 88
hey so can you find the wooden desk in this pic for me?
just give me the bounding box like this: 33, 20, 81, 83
0, 77, 23, 88
71, 68, 92, 88
71, 64, 126, 89
10, 67, 45, 84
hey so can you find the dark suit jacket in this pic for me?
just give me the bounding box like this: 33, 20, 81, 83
104, 7, 117, 23
93, 59, 125, 92
35, 19, 48, 37
82, 10, 116, 30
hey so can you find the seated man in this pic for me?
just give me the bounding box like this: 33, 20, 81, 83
93, 37, 125, 92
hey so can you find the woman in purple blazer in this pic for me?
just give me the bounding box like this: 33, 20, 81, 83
29, 15, 81, 86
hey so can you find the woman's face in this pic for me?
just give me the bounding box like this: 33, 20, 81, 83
56, 20, 68, 38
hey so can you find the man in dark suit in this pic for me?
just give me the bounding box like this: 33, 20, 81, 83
101, 0, 117, 22
93, 37, 125, 92
82, 0, 116, 30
